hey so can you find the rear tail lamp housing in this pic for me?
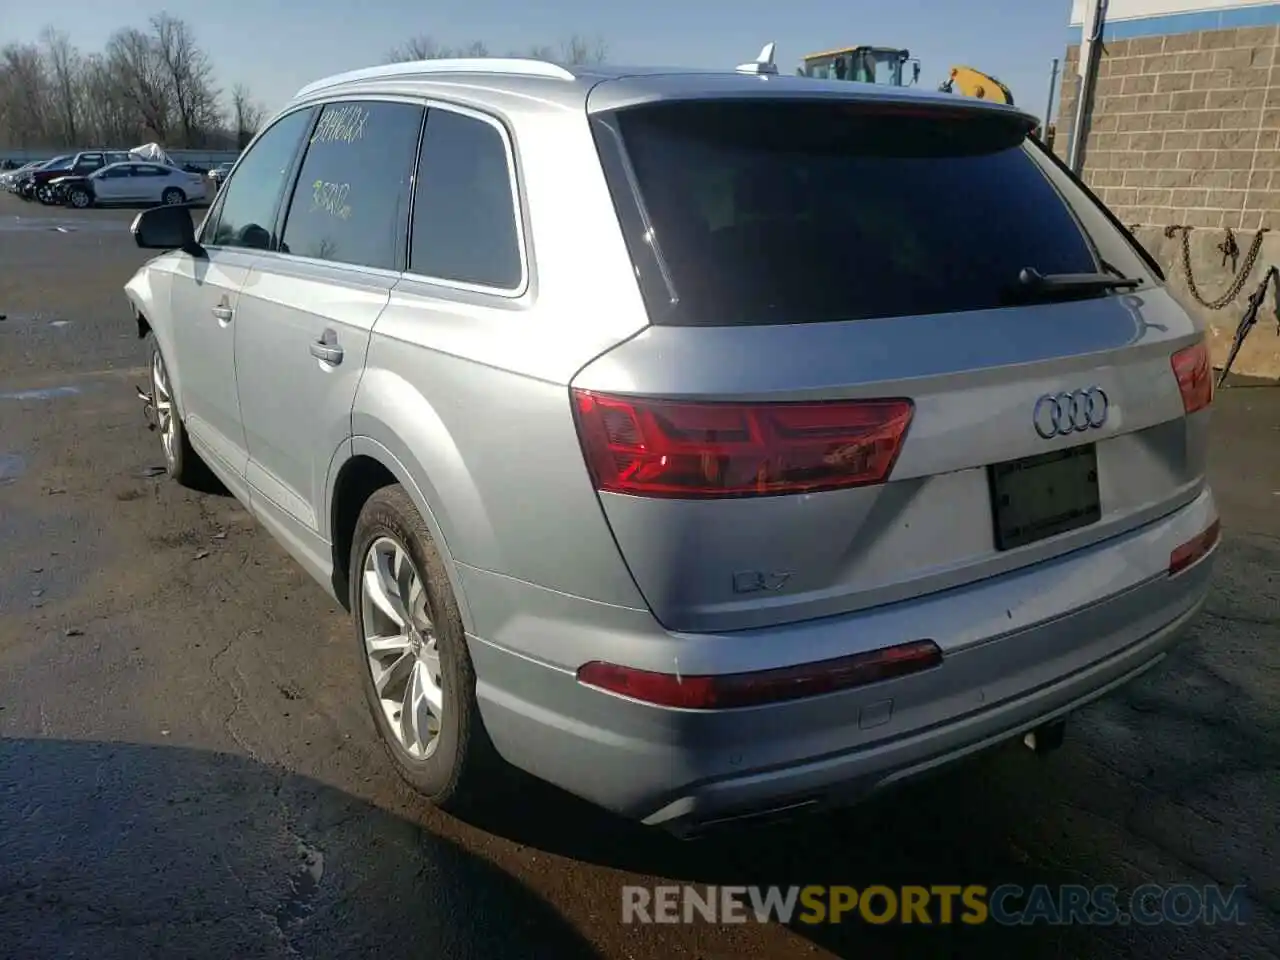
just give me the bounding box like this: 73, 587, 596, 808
571, 390, 914, 498
576, 640, 943, 710
1169, 518, 1220, 576
1171, 340, 1212, 415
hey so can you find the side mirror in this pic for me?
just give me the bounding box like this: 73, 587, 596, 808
131, 203, 203, 256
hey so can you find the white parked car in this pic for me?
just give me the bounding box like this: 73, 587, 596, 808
63, 161, 207, 208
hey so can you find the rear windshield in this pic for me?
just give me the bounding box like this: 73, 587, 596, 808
594, 100, 1146, 327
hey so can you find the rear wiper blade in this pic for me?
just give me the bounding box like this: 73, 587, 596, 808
1017, 267, 1142, 294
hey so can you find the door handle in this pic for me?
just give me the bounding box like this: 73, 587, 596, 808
211, 305, 233, 323
310, 332, 344, 365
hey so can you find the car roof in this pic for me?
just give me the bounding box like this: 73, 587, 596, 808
286, 56, 1038, 124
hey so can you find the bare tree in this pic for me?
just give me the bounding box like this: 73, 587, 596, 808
518, 44, 557, 60
79, 52, 142, 146
151, 14, 220, 146
386, 35, 490, 63
0, 43, 51, 147
388, 34, 606, 64
40, 28, 81, 145
503, 36, 606, 64
0, 19, 604, 151
559, 34, 607, 65
105, 27, 172, 142
231, 83, 265, 148
387, 35, 440, 62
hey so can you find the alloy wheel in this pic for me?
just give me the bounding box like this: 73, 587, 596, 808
360, 536, 444, 759
151, 349, 176, 467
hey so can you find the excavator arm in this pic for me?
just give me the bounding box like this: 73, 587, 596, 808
939, 65, 1014, 105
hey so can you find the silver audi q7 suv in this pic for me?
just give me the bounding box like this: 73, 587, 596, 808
124, 52, 1219, 835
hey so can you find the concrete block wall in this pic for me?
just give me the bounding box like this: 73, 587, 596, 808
1057, 24, 1280, 229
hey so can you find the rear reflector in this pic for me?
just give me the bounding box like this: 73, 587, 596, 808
1169, 518, 1220, 576
1171, 340, 1212, 414
571, 390, 914, 498
576, 640, 943, 709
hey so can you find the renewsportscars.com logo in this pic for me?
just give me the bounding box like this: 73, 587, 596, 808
621, 884, 1250, 926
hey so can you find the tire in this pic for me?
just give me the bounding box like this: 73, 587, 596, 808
145, 332, 207, 487
67, 188, 91, 209
161, 187, 185, 205
37, 186, 54, 205
350, 485, 498, 811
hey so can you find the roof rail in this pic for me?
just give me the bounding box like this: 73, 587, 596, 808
294, 58, 577, 99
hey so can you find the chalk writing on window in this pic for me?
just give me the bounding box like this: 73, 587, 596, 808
311, 105, 369, 145
311, 179, 352, 219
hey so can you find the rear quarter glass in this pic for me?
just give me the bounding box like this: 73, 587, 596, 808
591, 99, 1158, 327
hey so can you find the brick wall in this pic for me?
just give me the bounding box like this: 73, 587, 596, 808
1057, 25, 1280, 229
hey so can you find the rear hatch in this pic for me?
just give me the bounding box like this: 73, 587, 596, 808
571, 94, 1213, 635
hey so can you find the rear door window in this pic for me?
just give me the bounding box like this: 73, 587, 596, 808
595, 100, 1136, 327
279, 99, 424, 270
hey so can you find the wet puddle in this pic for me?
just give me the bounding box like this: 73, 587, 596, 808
0, 386, 81, 401
275, 839, 325, 926
0, 453, 25, 485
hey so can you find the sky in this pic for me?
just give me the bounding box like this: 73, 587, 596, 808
7, 0, 1076, 122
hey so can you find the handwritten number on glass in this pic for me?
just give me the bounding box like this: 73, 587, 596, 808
311, 180, 352, 220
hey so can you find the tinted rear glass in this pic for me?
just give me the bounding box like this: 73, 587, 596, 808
599, 100, 1106, 326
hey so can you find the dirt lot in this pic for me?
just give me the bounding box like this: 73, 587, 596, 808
1, 194, 1277, 960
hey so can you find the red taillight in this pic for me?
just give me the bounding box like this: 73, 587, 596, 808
1169, 518, 1220, 576
576, 640, 943, 709
570, 390, 914, 499
1171, 341, 1212, 414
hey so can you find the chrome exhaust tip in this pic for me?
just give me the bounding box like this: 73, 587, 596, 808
1023, 719, 1067, 756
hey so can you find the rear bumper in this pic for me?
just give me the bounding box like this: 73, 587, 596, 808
642, 597, 1201, 834
467, 488, 1217, 832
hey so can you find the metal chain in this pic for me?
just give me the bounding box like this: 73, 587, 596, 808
1163, 224, 1270, 310
1217, 226, 1240, 271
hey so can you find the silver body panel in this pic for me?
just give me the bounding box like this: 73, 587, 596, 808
124, 60, 1218, 831
574, 290, 1207, 632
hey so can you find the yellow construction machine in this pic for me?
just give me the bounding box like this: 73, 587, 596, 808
938, 65, 1015, 105
796, 47, 1055, 147
797, 46, 922, 87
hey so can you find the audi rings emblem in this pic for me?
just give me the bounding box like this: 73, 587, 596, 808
1032, 387, 1109, 439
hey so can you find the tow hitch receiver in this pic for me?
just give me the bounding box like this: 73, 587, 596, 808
1023, 719, 1066, 756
